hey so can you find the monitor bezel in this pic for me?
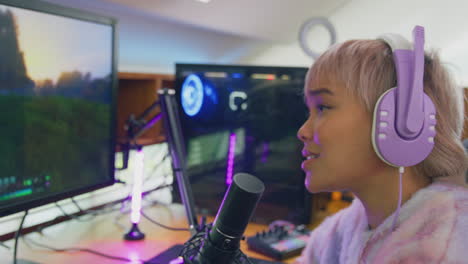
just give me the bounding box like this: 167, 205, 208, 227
0, 0, 118, 217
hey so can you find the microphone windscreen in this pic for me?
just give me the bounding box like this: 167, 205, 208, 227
212, 173, 265, 238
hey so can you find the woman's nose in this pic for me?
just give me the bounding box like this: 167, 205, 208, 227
297, 118, 313, 142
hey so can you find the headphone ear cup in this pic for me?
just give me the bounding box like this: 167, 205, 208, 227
372, 88, 437, 167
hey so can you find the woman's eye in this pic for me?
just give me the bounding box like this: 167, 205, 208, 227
317, 104, 330, 112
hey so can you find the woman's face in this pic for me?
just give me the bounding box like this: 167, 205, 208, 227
297, 76, 384, 193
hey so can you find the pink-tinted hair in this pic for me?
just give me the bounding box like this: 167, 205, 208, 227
307, 39, 467, 184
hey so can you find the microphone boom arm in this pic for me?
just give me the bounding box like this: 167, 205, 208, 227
159, 88, 199, 235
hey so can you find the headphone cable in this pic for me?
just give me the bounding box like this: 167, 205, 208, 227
391, 167, 405, 231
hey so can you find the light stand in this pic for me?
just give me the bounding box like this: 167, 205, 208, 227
118, 99, 163, 241
124, 147, 145, 240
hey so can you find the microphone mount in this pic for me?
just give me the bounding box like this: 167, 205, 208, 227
180, 224, 254, 264
116, 99, 162, 171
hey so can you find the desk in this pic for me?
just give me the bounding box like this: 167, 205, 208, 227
0, 203, 299, 264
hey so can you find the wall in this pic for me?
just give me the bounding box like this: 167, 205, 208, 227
43, 0, 267, 74
246, 0, 468, 87
40, 0, 468, 84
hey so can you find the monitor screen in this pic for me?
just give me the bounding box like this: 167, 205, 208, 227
0, 0, 117, 217
175, 64, 311, 224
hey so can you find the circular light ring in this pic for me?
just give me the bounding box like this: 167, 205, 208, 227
181, 74, 204, 117
299, 17, 337, 59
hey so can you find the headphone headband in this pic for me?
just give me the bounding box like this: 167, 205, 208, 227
377, 33, 412, 51
377, 26, 425, 139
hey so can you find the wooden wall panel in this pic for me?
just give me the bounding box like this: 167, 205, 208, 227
116, 73, 174, 150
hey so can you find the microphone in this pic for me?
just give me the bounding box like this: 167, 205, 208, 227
181, 173, 265, 264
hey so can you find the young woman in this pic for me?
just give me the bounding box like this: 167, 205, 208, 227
295, 30, 468, 263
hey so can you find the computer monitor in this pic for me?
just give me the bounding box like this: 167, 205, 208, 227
0, 0, 117, 217
174, 64, 312, 224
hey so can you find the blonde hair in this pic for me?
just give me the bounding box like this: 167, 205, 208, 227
308, 39, 467, 184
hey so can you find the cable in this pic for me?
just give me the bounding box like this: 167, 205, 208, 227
70, 197, 85, 212
391, 167, 405, 231
70, 198, 108, 218
0, 242, 11, 250
148, 153, 170, 178
142, 184, 173, 204
89, 202, 123, 216
13, 210, 28, 264
60, 198, 124, 222
112, 213, 127, 230
70, 197, 119, 217
54, 202, 95, 222
22, 236, 156, 264
141, 211, 189, 232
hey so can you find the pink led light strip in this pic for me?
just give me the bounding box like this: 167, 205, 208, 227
226, 133, 236, 185
130, 149, 144, 224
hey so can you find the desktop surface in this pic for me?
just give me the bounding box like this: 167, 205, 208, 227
0, 203, 299, 264
147, 244, 285, 264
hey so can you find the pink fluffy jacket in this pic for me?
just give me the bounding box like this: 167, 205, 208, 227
295, 182, 468, 264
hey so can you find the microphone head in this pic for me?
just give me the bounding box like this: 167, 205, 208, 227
212, 173, 265, 239
183, 173, 264, 264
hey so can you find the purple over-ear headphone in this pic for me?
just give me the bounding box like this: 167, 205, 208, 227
372, 26, 437, 168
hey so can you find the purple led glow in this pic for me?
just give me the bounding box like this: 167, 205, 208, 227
261, 142, 269, 163
169, 257, 185, 264
130, 150, 144, 224
226, 133, 237, 185
128, 251, 141, 264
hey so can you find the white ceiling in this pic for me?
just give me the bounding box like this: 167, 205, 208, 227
101, 0, 350, 42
